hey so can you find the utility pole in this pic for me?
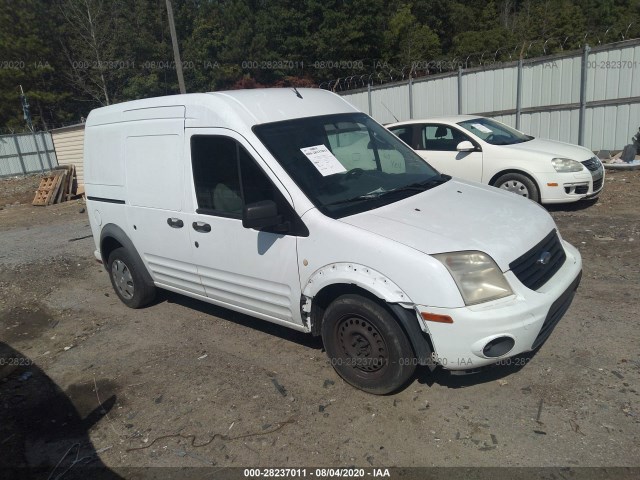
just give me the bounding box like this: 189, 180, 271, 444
20, 85, 45, 172
165, 0, 186, 94
19, 85, 33, 131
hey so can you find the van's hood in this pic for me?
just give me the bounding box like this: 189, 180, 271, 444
501, 138, 594, 162
339, 179, 557, 271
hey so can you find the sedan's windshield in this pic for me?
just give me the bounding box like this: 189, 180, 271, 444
457, 117, 532, 145
253, 113, 446, 218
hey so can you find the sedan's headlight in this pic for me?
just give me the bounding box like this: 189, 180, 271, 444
551, 158, 583, 172
434, 251, 513, 305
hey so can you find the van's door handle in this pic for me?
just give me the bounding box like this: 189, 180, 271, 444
192, 221, 211, 233
167, 218, 184, 228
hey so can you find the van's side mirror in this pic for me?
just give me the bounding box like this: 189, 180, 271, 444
242, 200, 283, 229
456, 140, 476, 152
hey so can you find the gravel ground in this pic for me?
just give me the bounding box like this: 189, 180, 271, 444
0, 171, 638, 478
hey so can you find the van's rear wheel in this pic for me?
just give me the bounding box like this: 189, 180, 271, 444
321, 294, 416, 394
107, 247, 155, 308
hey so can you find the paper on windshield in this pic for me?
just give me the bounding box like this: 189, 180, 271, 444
471, 123, 492, 134
300, 145, 347, 176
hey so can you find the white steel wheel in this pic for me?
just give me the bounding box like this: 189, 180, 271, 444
111, 259, 134, 300
107, 247, 156, 308
494, 173, 540, 203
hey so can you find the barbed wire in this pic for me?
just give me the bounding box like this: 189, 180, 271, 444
0, 127, 43, 136
0, 119, 86, 136
320, 26, 639, 92
3, 24, 637, 130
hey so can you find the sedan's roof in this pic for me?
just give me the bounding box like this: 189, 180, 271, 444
387, 115, 484, 127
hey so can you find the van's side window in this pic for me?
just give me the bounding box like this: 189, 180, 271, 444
190, 135, 281, 218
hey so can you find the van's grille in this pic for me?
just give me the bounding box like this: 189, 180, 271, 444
532, 272, 581, 349
581, 157, 601, 172
509, 230, 566, 291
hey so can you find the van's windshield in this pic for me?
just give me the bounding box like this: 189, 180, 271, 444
253, 113, 447, 218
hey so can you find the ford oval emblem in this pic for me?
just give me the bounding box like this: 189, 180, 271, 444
537, 251, 552, 265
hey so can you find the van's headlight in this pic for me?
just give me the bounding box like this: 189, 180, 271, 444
551, 158, 583, 172
434, 251, 513, 305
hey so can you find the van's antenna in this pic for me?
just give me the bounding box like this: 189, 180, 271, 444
293, 87, 303, 99
380, 101, 399, 122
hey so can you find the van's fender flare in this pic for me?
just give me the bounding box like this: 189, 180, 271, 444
302, 263, 434, 367
99, 223, 154, 286
302, 263, 409, 303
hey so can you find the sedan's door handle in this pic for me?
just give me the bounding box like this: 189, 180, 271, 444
167, 218, 184, 228
192, 221, 211, 233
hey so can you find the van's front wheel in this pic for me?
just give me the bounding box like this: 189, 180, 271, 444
321, 295, 416, 394
107, 247, 155, 308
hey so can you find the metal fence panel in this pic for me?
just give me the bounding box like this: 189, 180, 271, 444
521, 109, 580, 145
342, 90, 369, 114
521, 56, 581, 108
492, 113, 517, 127
0, 132, 58, 177
0, 155, 23, 177
463, 66, 518, 114
413, 75, 458, 117
586, 43, 640, 101
584, 103, 640, 151
339, 38, 640, 151
616, 46, 638, 98
370, 83, 410, 124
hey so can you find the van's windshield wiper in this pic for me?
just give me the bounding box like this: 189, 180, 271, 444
381, 174, 450, 197
322, 174, 449, 208
322, 191, 385, 207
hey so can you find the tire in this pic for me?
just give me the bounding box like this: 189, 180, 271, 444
107, 247, 156, 308
321, 294, 416, 394
494, 173, 540, 203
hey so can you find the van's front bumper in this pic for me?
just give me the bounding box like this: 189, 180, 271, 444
417, 241, 582, 370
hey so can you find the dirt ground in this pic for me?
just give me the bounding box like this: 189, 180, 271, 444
0, 171, 638, 477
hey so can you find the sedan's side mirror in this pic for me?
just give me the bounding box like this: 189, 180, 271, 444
456, 140, 476, 152
242, 200, 283, 229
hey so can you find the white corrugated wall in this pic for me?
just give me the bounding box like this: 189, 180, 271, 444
51, 125, 85, 185
341, 90, 369, 114
583, 43, 640, 150
370, 83, 411, 124
413, 75, 458, 117
463, 65, 518, 114
339, 39, 640, 151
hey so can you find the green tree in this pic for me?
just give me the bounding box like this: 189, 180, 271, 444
382, 4, 441, 70
0, 0, 72, 130
179, 0, 227, 91
116, 0, 175, 99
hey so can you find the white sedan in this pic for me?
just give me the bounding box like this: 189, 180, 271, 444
387, 115, 604, 204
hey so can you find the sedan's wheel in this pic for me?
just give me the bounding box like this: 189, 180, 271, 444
321, 294, 416, 394
494, 173, 540, 203
107, 247, 156, 308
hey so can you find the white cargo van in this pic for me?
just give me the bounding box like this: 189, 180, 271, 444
84, 88, 582, 394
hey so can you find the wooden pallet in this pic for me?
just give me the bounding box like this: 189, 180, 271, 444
65, 165, 78, 201
32, 173, 64, 206
32, 165, 80, 206
54, 170, 68, 204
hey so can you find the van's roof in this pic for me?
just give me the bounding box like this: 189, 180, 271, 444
86, 88, 359, 129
